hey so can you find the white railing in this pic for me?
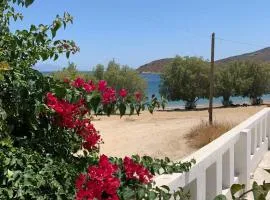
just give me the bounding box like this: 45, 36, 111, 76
155, 108, 270, 200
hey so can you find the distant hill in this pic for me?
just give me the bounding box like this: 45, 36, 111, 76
216, 47, 270, 64
136, 58, 173, 73
136, 47, 270, 73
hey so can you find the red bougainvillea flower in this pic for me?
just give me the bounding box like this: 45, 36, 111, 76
123, 157, 153, 184
46, 93, 101, 150
46, 92, 58, 108
134, 91, 142, 102
119, 88, 127, 98
46, 93, 87, 128
82, 132, 101, 150
63, 78, 70, 83
75, 119, 101, 150
75, 155, 120, 200
98, 80, 107, 92
102, 87, 116, 105
83, 80, 96, 93
72, 77, 85, 88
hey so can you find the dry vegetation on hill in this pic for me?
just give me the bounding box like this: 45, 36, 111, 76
136, 47, 270, 73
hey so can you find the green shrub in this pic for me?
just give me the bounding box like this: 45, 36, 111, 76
240, 61, 270, 105
0, 138, 77, 199
52, 62, 97, 82
160, 56, 209, 109
93, 60, 147, 95
215, 62, 245, 106
215, 61, 270, 106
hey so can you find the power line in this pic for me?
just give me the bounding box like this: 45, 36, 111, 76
215, 37, 269, 48
176, 29, 269, 49
175, 26, 269, 48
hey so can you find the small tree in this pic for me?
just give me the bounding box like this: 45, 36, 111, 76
160, 56, 209, 109
52, 62, 97, 81
93, 64, 105, 80
92, 60, 147, 94
241, 61, 270, 105
215, 62, 246, 106
52, 62, 78, 80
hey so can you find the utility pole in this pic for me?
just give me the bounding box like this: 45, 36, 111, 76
209, 32, 215, 125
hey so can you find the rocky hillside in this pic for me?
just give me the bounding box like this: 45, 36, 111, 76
137, 47, 270, 73
136, 58, 173, 73
216, 47, 270, 64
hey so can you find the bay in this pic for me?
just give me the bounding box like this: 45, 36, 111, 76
140, 73, 270, 108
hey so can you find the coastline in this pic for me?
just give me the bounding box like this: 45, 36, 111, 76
162, 102, 270, 111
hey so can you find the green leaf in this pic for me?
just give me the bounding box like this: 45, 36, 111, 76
54, 20, 62, 32
148, 191, 157, 200
160, 185, 170, 192
66, 52, 70, 59
30, 25, 37, 32
252, 181, 269, 200
89, 95, 101, 114
122, 187, 135, 199
53, 86, 67, 98
129, 104, 135, 115
135, 104, 141, 116
41, 52, 49, 61
51, 29, 56, 38
230, 184, 245, 197
119, 102, 126, 117
7, 169, 14, 178
103, 104, 114, 116
54, 54, 59, 61
137, 188, 146, 199
214, 195, 227, 200
262, 181, 270, 191
25, 0, 34, 7
165, 157, 170, 163
147, 104, 154, 114
264, 169, 270, 174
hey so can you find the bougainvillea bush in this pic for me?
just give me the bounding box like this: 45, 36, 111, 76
43, 77, 194, 199
0, 66, 194, 199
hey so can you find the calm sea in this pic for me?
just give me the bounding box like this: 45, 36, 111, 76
140, 73, 270, 108
42, 72, 270, 108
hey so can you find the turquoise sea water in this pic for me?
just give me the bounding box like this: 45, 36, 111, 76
42, 71, 270, 108
140, 73, 270, 108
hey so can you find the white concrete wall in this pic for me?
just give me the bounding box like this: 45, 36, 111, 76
155, 108, 270, 200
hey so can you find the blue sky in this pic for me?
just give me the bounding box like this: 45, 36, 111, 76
11, 0, 270, 71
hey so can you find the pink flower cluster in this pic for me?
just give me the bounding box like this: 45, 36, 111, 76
97, 80, 107, 92
75, 155, 154, 200
119, 89, 127, 98
72, 78, 96, 93
46, 93, 87, 128
76, 155, 120, 200
123, 157, 153, 184
134, 91, 142, 102
66, 78, 143, 105
101, 87, 116, 105
46, 92, 101, 150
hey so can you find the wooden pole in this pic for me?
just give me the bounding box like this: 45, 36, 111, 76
209, 32, 215, 125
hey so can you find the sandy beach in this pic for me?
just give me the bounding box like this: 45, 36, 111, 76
94, 106, 266, 161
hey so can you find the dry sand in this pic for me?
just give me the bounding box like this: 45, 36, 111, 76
93, 106, 266, 161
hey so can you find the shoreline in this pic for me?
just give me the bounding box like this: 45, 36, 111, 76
163, 101, 270, 111
163, 104, 270, 111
